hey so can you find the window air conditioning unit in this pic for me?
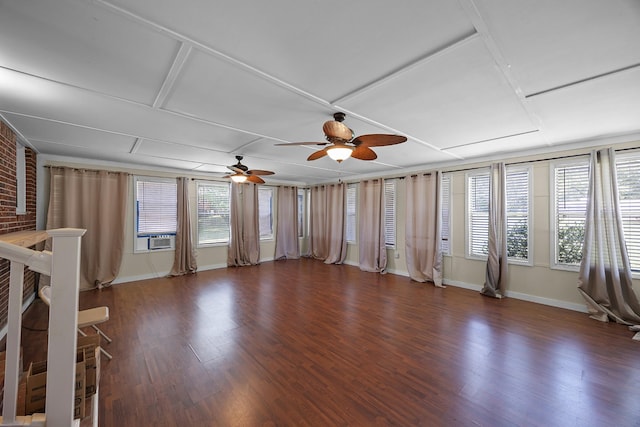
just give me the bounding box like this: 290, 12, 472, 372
148, 235, 174, 250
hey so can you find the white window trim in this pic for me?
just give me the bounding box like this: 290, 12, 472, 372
465, 168, 490, 261
384, 179, 396, 249
196, 180, 230, 248
259, 186, 275, 241
506, 164, 533, 267
440, 173, 452, 256
549, 157, 590, 272
15, 142, 26, 215
133, 176, 178, 253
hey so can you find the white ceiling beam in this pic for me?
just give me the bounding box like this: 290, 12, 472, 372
152, 42, 192, 108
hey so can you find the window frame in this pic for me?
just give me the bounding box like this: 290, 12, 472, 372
133, 176, 178, 253
258, 186, 274, 241
549, 157, 590, 271
615, 151, 640, 275
15, 142, 26, 215
196, 180, 231, 247
346, 183, 357, 244
384, 179, 396, 248
440, 173, 452, 256
465, 166, 533, 264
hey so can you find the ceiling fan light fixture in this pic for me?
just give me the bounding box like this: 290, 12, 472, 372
326, 145, 354, 163
230, 173, 247, 183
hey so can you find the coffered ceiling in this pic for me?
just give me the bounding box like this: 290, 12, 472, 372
1, 0, 639, 184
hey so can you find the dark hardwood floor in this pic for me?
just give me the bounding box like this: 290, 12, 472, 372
17, 259, 640, 426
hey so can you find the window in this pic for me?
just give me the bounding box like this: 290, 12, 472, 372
346, 183, 357, 243
551, 160, 589, 268
384, 179, 396, 247
15, 142, 26, 215
467, 170, 490, 258
135, 177, 177, 236
298, 188, 306, 238
197, 181, 230, 245
505, 166, 532, 262
616, 153, 640, 272
466, 166, 532, 262
258, 187, 274, 240
440, 174, 451, 255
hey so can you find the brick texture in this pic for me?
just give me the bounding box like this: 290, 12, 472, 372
0, 120, 37, 331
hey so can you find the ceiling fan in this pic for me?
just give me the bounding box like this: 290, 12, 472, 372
223, 156, 274, 184
276, 112, 407, 162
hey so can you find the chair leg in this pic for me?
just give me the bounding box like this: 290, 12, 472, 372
91, 324, 113, 343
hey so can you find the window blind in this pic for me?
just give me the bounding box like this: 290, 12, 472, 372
506, 168, 530, 261
346, 183, 357, 242
384, 179, 396, 247
554, 162, 589, 266
441, 174, 451, 255
616, 154, 640, 271
467, 172, 490, 257
197, 182, 230, 245
136, 178, 177, 235
258, 187, 274, 239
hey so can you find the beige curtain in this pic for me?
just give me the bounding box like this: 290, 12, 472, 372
310, 183, 347, 264
577, 148, 640, 335
275, 185, 300, 260
46, 167, 128, 290
482, 163, 508, 298
359, 179, 387, 273
169, 177, 197, 276
227, 182, 260, 266
404, 173, 442, 286
310, 185, 328, 259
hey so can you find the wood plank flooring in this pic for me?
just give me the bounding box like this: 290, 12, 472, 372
17, 259, 640, 426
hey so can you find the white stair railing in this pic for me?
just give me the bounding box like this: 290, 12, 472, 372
0, 228, 86, 427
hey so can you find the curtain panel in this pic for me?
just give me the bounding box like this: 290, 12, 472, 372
46, 167, 128, 290
227, 182, 260, 266
310, 183, 347, 264
482, 163, 508, 298
577, 148, 640, 330
359, 179, 387, 273
169, 177, 197, 276
275, 185, 300, 260
404, 173, 442, 285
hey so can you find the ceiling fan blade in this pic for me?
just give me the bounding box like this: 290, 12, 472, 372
307, 147, 329, 161
275, 141, 330, 146
222, 175, 232, 178
246, 175, 265, 184
227, 165, 244, 173
352, 134, 407, 147
351, 145, 378, 161
247, 169, 274, 176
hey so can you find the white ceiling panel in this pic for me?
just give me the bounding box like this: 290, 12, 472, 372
163, 49, 333, 138
528, 67, 640, 144
340, 36, 537, 149
443, 130, 546, 159
0, 68, 256, 152
474, 0, 640, 96
107, 0, 476, 102
2, 113, 136, 153
0, 0, 179, 105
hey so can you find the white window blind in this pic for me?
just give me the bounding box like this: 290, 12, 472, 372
259, 187, 274, 240
616, 153, 640, 272
384, 179, 396, 247
135, 178, 177, 235
440, 174, 451, 255
553, 161, 589, 267
197, 182, 230, 245
297, 189, 305, 238
506, 167, 531, 262
346, 183, 357, 243
467, 171, 490, 257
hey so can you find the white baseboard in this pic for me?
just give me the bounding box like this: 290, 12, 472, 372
0, 293, 36, 341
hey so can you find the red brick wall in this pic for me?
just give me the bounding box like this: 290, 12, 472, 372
0, 120, 37, 331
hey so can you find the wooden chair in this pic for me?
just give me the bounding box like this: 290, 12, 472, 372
39, 285, 113, 360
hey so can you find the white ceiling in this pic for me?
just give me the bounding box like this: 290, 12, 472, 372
1, 0, 639, 184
